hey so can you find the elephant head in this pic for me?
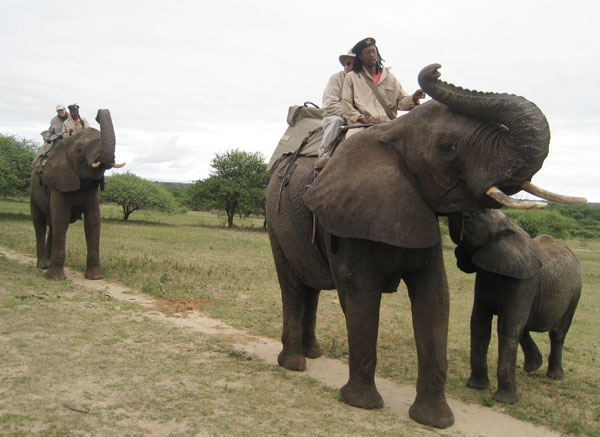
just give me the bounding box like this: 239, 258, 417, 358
304, 64, 585, 249
42, 109, 125, 192
448, 209, 542, 279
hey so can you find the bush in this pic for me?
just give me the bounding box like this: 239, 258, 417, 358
101, 172, 177, 220
0, 134, 39, 198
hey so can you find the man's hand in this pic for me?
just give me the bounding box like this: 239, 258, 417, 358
359, 117, 383, 124
412, 89, 426, 104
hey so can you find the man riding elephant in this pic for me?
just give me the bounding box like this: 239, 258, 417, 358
342, 37, 425, 136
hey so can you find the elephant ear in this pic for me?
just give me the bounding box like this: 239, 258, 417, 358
471, 229, 542, 279
42, 141, 80, 192
303, 127, 440, 248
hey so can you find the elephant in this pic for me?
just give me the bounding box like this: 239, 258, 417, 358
448, 209, 582, 404
30, 109, 124, 280
265, 63, 585, 429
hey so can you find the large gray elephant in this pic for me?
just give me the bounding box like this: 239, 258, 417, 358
265, 64, 584, 429
30, 109, 124, 280
448, 209, 582, 404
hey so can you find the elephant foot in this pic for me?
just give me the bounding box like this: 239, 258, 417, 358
338, 380, 383, 410
546, 366, 564, 380
409, 395, 454, 429
523, 352, 543, 372
36, 259, 50, 269
492, 388, 519, 404
85, 266, 104, 280
302, 338, 323, 359
278, 349, 306, 371
466, 374, 490, 390
45, 267, 66, 280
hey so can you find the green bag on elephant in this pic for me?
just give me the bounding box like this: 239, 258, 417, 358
266, 104, 324, 174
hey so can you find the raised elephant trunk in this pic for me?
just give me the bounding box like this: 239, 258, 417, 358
418, 64, 585, 208
92, 109, 125, 169
95, 109, 115, 164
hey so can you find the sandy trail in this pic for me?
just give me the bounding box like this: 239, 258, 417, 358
1, 247, 562, 437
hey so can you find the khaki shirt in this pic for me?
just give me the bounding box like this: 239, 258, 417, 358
342, 67, 416, 124
62, 117, 90, 137
321, 70, 347, 118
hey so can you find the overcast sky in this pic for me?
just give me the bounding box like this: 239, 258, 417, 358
1, 0, 599, 201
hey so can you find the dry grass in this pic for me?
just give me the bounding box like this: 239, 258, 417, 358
1, 198, 599, 435
0, 257, 437, 436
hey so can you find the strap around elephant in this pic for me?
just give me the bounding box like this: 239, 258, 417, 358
364, 74, 396, 120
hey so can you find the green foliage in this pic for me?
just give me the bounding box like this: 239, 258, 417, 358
157, 181, 190, 200
504, 209, 576, 239
101, 172, 177, 220
185, 149, 267, 228
0, 134, 39, 198
505, 203, 600, 240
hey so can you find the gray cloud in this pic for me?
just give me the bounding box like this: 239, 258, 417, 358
1, 0, 598, 200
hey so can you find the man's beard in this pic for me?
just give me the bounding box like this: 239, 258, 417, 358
59, 114, 68, 121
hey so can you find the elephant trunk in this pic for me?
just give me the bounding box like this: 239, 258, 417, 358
95, 109, 116, 165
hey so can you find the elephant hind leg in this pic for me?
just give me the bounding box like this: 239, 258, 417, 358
520, 330, 543, 372
30, 204, 50, 269
302, 288, 323, 359
547, 298, 579, 379
269, 233, 322, 371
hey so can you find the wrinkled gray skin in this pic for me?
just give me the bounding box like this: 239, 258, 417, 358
448, 209, 582, 404
266, 64, 551, 429
30, 109, 117, 280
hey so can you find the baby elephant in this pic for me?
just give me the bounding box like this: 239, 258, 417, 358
448, 209, 581, 404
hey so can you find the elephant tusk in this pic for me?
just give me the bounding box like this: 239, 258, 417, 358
91, 162, 102, 168
521, 181, 587, 205
486, 186, 547, 210
110, 162, 126, 168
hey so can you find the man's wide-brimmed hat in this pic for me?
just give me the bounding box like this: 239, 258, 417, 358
338, 49, 355, 66
56, 104, 66, 111
352, 37, 376, 55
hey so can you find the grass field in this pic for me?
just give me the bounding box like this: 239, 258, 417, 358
1, 198, 599, 435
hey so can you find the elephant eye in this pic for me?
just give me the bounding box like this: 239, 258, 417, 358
439, 141, 457, 156
495, 229, 514, 240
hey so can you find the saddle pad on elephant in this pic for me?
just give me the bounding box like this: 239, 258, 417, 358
266, 104, 324, 174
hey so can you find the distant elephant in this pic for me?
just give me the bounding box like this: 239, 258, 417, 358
448, 209, 582, 404
30, 109, 124, 280
265, 63, 585, 429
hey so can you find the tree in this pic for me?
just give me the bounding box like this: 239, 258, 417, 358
101, 172, 177, 220
185, 149, 267, 228
0, 134, 39, 198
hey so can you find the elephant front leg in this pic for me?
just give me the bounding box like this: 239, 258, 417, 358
467, 292, 493, 389
83, 193, 103, 280
338, 287, 383, 410
404, 248, 454, 429
494, 318, 522, 404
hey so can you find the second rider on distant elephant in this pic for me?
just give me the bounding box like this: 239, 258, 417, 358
62, 104, 90, 137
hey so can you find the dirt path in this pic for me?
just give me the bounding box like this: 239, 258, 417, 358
1, 247, 563, 437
